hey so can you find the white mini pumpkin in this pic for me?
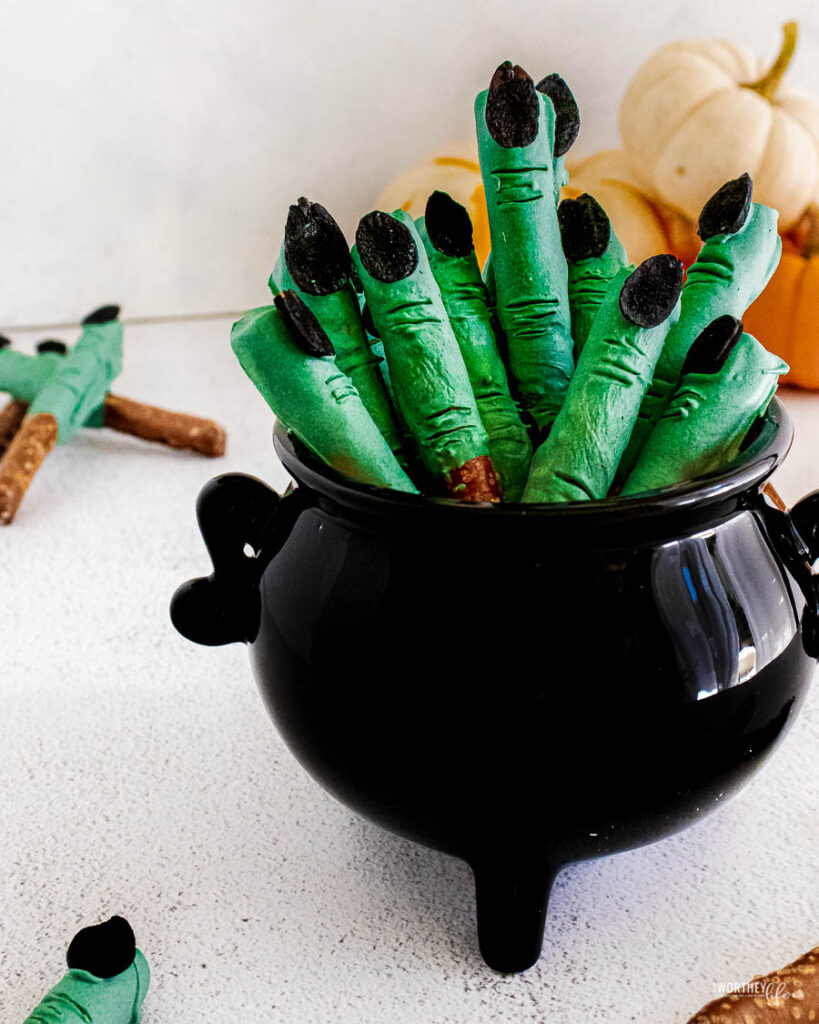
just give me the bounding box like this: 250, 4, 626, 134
620, 23, 819, 232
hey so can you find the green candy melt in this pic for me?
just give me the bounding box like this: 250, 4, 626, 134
24, 950, 150, 1024
475, 88, 574, 429
351, 211, 491, 487
273, 247, 405, 461
231, 304, 416, 493
622, 332, 787, 496
567, 230, 631, 357
522, 265, 681, 503
416, 214, 531, 500
552, 152, 568, 205
0, 348, 66, 403
619, 202, 781, 477
28, 320, 123, 443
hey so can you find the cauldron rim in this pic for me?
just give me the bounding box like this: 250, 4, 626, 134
272, 397, 792, 524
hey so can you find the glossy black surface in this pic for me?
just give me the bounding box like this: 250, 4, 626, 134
171, 398, 818, 973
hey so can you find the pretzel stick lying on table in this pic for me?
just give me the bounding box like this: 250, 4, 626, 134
0, 308, 227, 523
101, 394, 225, 456
687, 944, 819, 1023
0, 309, 121, 524
0, 394, 225, 524
0, 337, 61, 455
0, 413, 58, 524
0, 398, 28, 455
0, 392, 225, 456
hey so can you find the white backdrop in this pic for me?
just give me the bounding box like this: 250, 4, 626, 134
2, 0, 819, 329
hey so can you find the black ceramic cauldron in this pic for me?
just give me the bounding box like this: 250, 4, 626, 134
171, 398, 819, 973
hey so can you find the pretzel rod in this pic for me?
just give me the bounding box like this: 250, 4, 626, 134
417, 191, 531, 500
618, 177, 781, 480
475, 62, 575, 430
622, 319, 786, 496
0, 398, 28, 455
763, 481, 788, 512
0, 412, 58, 524
101, 393, 226, 457
687, 945, 819, 1023
523, 256, 683, 503
558, 193, 632, 356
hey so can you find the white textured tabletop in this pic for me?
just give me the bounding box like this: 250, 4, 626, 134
1, 317, 817, 1022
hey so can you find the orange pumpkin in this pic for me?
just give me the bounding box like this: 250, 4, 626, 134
743, 207, 819, 389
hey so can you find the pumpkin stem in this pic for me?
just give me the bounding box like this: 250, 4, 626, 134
801, 205, 819, 259
743, 22, 798, 102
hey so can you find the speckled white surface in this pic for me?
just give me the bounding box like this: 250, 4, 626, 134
1, 318, 817, 1021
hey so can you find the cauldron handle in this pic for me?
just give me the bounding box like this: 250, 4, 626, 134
762, 485, 819, 658
471, 855, 558, 973
170, 473, 285, 646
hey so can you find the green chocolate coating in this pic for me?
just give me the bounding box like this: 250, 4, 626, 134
622, 331, 786, 495
475, 86, 574, 428
560, 196, 631, 355
24, 950, 149, 1024
0, 348, 65, 403
275, 245, 405, 460
231, 304, 416, 493
619, 202, 781, 478
552, 153, 569, 205
351, 211, 492, 485
568, 244, 632, 357
416, 212, 531, 500
522, 265, 681, 503
28, 319, 123, 443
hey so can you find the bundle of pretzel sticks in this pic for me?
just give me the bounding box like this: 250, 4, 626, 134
232, 60, 786, 504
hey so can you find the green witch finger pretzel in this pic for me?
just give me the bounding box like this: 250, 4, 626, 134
231, 290, 416, 493
523, 254, 684, 503
24, 916, 149, 1024
622, 315, 787, 496
352, 209, 501, 502
558, 193, 632, 356
417, 190, 532, 500
25, 306, 123, 442
535, 73, 581, 205
274, 198, 405, 462
475, 61, 575, 431
618, 173, 781, 479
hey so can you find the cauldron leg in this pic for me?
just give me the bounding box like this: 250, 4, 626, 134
471, 855, 557, 973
